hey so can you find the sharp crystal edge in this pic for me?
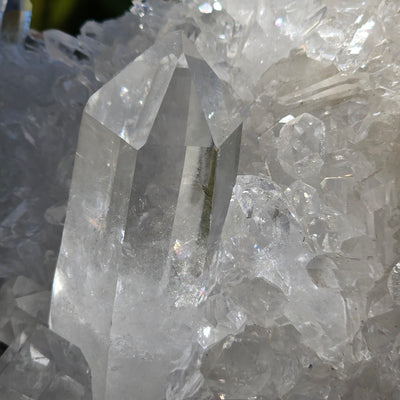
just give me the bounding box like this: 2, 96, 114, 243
2, 0, 400, 399
0, 325, 92, 399
50, 30, 244, 400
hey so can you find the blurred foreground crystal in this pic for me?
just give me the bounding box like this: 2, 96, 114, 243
0, 0, 32, 42
0, 325, 92, 399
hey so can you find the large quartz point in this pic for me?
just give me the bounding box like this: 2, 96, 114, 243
50, 31, 244, 400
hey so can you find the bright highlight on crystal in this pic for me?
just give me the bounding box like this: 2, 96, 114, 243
275, 17, 283, 27
1, 0, 400, 399
198, 2, 213, 14
213, 1, 222, 11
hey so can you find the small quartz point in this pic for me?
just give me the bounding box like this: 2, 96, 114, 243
50, 31, 245, 400
0, 325, 92, 399
0, 273, 93, 398
277, 113, 326, 180
0, 276, 50, 347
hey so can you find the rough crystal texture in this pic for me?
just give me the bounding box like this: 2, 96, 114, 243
0, 9, 161, 398
0, 276, 50, 347
2, 0, 400, 398
277, 113, 326, 179
0, 325, 92, 399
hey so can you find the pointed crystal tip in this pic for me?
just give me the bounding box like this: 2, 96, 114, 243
85, 31, 245, 150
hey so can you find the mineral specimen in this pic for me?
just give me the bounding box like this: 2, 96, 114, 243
0, 325, 92, 399
1, 0, 400, 399
50, 30, 244, 400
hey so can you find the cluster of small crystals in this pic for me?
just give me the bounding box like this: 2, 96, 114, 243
0, 9, 165, 399
170, 1, 400, 399
1, 0, 400, 399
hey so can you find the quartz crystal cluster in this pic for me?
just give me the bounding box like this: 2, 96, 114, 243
2, 0, 400, 399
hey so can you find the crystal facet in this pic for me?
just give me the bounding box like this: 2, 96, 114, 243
277, 113, 326, 180
0, 326, 92, 399
2, 0, 400, 398
50, 31, 244, 399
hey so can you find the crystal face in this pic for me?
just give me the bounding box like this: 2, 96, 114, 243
277, 113, 326, 180
2, 0, 400, 398
50, 31, 244, 400
0, 325, 92, 399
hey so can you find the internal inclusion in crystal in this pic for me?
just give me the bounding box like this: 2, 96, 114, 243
121, 65, 243, 304
50, 30, 243, 399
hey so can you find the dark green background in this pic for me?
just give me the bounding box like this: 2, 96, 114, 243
31, 0, 132, 34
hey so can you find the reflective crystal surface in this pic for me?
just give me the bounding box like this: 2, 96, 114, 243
0, 0, 32, 42
277, 113, 326, 180
2, 0, 400, 398
0, 276, 50, 347
50, 31, 244, 400
0, 326, 92, 399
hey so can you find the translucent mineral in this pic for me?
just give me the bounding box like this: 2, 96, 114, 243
0, 325, 92, 399
0, 276, 50, 347
1, 0, 400, 398
0, 8, 159, 398
50, 30, 245, 400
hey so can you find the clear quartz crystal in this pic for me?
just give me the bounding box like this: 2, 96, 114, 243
1, 0, 400, 398
0, 326, 92, 399
50, 31, 244, 400
0, 276, 50, 347
277, 113, 326, 180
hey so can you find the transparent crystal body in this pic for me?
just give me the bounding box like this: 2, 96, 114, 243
277, 113, 326, 180
0, 0, 398, 398
50, 31, 244, 400
0, 325, 92, 399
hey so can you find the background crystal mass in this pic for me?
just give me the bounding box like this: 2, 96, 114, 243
1, 0, 400, 399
